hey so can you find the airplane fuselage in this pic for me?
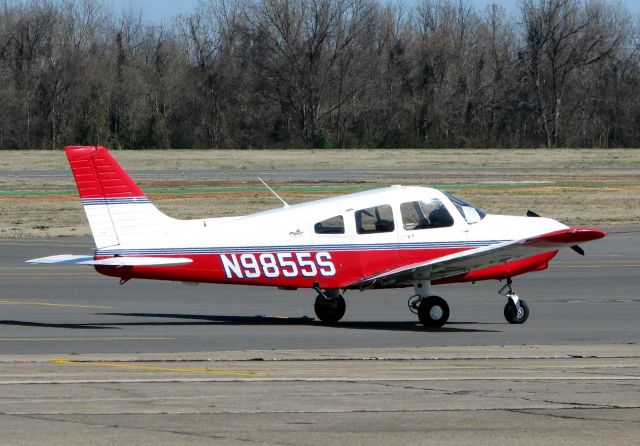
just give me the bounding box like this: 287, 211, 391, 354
93, 186, 566, 289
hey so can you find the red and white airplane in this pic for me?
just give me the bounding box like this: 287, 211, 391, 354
28, 146, 605, 328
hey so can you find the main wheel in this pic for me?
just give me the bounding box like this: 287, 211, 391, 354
314, 294, 346, 323
418, 296, 450, 328
504, 299, 529, 324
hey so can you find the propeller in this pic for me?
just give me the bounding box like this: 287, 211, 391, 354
570, 244, 585, 256
526, 210, 584, 256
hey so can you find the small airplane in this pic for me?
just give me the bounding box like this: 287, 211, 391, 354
28, 146, 605, 328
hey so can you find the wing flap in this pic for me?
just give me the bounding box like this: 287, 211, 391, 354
356, 228, 606, 286
27, 255, 192, 267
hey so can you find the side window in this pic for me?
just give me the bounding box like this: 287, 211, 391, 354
355, 204, 395, 234
400, 200, 454, 230
314, 215, 345, 234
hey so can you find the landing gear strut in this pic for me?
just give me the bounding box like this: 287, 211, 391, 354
409, 280, 450, 328
499, 279, 529, 324
313, 285, 346, 324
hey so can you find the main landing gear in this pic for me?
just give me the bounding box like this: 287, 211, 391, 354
313, 285, 346, 324
408, 280, 450, 328
500, 278, 529, 324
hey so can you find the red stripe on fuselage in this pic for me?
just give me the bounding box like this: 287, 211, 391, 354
94, 247, 554, 289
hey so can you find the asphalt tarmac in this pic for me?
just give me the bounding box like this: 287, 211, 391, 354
1, 345, 639, 445
1, 231, 639, 444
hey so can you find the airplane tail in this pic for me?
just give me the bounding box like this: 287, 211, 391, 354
65, 146, 174, 249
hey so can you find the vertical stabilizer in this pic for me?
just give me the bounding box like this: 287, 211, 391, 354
65, 146, 172, 249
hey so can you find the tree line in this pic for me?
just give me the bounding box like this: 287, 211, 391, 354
0, 0, 638, 149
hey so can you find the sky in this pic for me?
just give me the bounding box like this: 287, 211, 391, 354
109, 0, 198, 22
109, 0, 640, 23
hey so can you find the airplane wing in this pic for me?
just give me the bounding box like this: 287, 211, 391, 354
355, 228, 606, 286
27, 255, 192, 267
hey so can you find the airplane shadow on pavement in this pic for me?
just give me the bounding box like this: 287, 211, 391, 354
102, 312, 501, 333
0, 320, 114, 330
0, 313, 500, 333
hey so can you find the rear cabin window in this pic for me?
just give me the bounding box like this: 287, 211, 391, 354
355, 205, 395, 234
400, 200, 454, 230
314, 215, 345, 234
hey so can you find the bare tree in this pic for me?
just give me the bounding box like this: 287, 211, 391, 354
239, 0, 378, 146
520, 0, 630, 147
414, 0, 476, 146
0, 0, 638, 149
176, 0, 242, 147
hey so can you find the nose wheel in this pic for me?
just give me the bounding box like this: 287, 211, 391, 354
504, 299, 529, 324
499, 279, 529, 324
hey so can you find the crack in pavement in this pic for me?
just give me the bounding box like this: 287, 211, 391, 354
508, 407, 640, 424
368, 380, 472, 397
1, 413, 296, 445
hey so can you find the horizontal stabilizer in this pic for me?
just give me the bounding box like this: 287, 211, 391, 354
91, 257, 193, 266
26, 255, 94, 264
27, 255, 192, 267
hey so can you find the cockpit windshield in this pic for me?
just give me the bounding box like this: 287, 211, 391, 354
444, 192, 487, 222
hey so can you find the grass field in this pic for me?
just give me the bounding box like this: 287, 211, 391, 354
1, 148, 638, 237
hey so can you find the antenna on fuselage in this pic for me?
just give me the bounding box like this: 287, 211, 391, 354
257, 177, 289, 208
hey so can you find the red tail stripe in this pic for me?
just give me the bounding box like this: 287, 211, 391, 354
65, 146, 145, 199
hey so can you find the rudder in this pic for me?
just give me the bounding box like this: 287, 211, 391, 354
65, 146, 172, 249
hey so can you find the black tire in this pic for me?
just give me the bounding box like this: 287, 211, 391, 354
418, 296, 450, 328
314, 294, 346, 323
504, 299, 529, 324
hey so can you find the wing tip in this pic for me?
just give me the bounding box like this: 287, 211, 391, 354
524, 228, 606, 246
567, 227, 607, 242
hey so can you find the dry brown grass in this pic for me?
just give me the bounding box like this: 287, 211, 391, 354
2, 148, 640, 170
1, 148, 638, 238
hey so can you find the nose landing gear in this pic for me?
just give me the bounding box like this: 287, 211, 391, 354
500, 278, 529, 324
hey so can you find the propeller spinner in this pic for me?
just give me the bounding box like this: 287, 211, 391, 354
527, 210, 584, 255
